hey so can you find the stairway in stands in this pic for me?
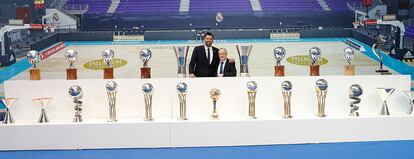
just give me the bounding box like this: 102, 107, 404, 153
317, 0, 331, 11
108, 0, 120, 14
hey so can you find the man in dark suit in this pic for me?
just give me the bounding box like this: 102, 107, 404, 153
215, 48, 237, 77
189, 32, 219, 77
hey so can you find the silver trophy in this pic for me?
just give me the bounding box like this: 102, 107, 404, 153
349, 84, 363, 117
106, 81, 118, 122
376, 88, 395, 116
344, 47, 354, 66
247, 81, 257, 119
372, 34, 391, 74
236, 45, 253, 77
173, 46, 190, 78
176, 82, 188, 120
403, 91, 414, 114
65, 49, 78, 69
27, 50, 41, 69
0, 98, 17, 124
309, 47, 321, 66
69, 85, 83, 122
139, 48, 152, 68
315, 79, 328, 117
274, 47, 286, 66
281, 81, 292, 118
142, 83, 154, 121
102, 49, 115, 68
33, 97, 52, 123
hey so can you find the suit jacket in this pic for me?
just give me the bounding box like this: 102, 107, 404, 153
189, 45, 219, 77
215, 60, 237, 77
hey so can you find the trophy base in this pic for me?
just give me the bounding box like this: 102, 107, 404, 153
211, 109, 219, 120
144, 118, 154, 121
376, 69, 392, 75
177, 73, 186, 78
248, 116, 257, 120
240, 73, 250, 77
38, 108, 49, 123
317, 114, 326, 118
2, 109, 14, 124
73, 117, 83, 123
103, 68, 114, 79
282, 114, 292, 119
30, 68, 41, 80
66, 68, 78, 80
274, 65, 285, 76
141, 67, 151, 78
349, 112, 359, 117
107, 119, 117, 122
380, 104, 390, 116
310, 65, 320, 76
177, 117, 188, 121
344, 65, 355, 76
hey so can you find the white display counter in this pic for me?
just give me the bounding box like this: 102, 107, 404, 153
0, 75, 412, 150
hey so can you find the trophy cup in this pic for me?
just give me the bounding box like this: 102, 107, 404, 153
106, 81, 118, 122
309, 47, 321, 76
142, 83, 154, 121
69, 85, 83, 122
139, 48, 152, 78
403, 91, 414, 114
281, 81, 292, 118
65, 49, 78, 80
372, 35, 391, 75
274, 47, 286, 76
176, 82, 188, 120
349, 84, 363, 117
315, 79, 328, 117
376, 88, 395, 116
344, 47, 355, 76
0, 98, 17, 124
210, 88, 221, 120
33, 97, 52, 123
173, 46, 190, 78
27, 50, 41, 80
102, 49, 115, 79
246, 81, 257, 119
236, 45, 253, 77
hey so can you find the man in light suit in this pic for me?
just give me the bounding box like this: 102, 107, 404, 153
215, 48, 237, 77
189, 32, 219, 77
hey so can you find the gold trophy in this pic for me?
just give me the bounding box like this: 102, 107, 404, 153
315, 79, 328, 117
344, 47, 355, 76
142, 83, 154, 121
281, 81, 293, 118
246, 81, 257, 119
27, 50, 41, 80
210, 88, 221, 120
176, 82, 188, 120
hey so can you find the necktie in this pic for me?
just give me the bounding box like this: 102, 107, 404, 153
207, 48, 211, 64
219, 61, 224, 74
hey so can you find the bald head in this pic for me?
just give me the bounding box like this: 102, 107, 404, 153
219, 48, 228, 61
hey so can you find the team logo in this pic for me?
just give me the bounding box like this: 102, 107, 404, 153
286, 55, 328, 66
52, 13, 59, 22
83, 59, 128, 70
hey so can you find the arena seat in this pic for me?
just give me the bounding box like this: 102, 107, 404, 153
64, 0, 111, 14
115, 0, 180, 15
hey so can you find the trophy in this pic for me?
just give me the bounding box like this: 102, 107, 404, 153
173, 46, 190, 78
33, 97, 52, 123
281, 81, 292, 118
236, 45, 253, 77
274, 47, 286, 76
210, 88, 221, 120
372, 35, 391, 75
65, 49, 78, 80
309, 47, 321, 76
139, 48, 152, 78
403, 91, 414, 114
69, 85, 83, 122
176, 82, 188, 120
315, 79, 328, 117
349, 84, 363, 117
246, 81, 257, 119
102, 49, 115, 79
344, 47, 355, 76
142, 83, 154, 121
27, 50, 41, 80
106, 81, 118, 122
0, 98, 17, 124
376, 88, 395, 116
